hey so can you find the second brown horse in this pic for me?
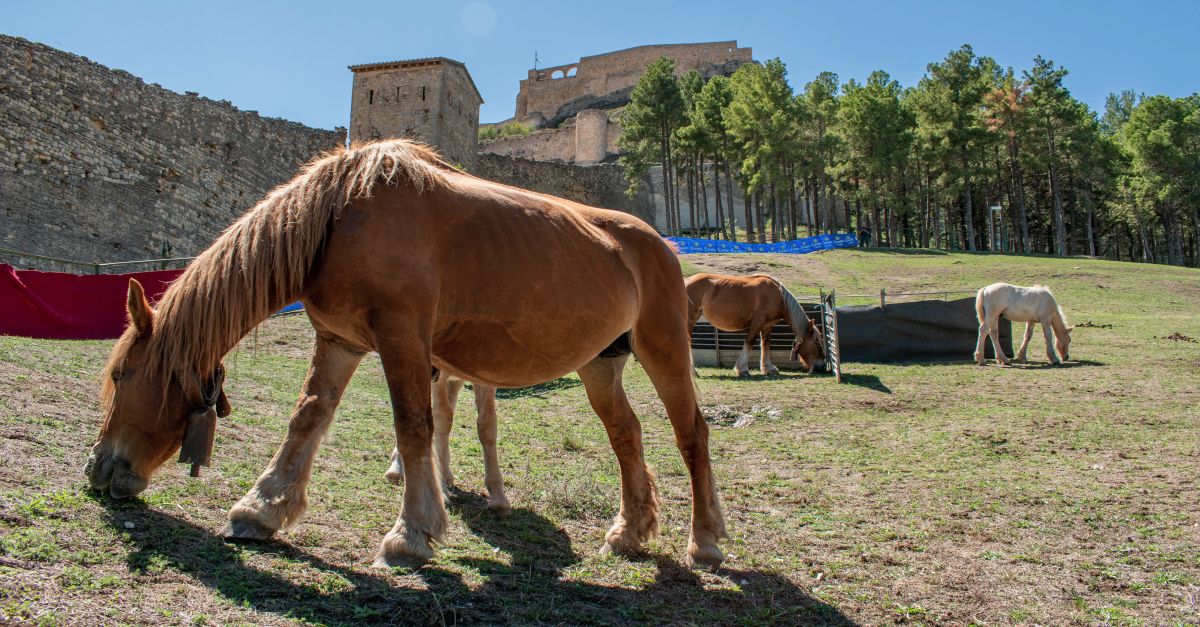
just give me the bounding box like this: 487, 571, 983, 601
686, 273, 826, 376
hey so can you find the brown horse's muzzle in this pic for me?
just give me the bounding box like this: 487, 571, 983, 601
85, 447, 148, 499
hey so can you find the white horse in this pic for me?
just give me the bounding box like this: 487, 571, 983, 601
385, 374, 510, 514
975, 282, 1073, 366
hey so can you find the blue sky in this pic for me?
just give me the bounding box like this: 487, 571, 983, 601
5, 0, 1197, 129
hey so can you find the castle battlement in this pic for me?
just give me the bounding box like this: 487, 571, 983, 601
515, 41, 752, 126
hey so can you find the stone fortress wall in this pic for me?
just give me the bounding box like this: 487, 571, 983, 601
0, 35, 345, 264
515, 41, 752, 127
1, 36, 759, 267
484, 41, 750, 167
348, 58, 482, 169
478, 109, 621, 164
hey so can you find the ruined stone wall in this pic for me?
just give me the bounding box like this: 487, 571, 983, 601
0, 35, 345, 264
515, 41, 752, 123
475, 153, 654, 226
478, 111, 622, 164
478, 127, 576, 162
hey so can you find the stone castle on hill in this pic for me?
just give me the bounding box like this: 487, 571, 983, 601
0, 35, 752, 267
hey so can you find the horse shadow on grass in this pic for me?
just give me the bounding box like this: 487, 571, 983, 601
839, 373, 891, 393
494, 376, 583, 400
998, 358, 1105, 370
97, 490, 856, 625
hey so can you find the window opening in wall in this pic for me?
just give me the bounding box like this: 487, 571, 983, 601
566, 67, 577, 77
369, 89, 374, 104
395, 87, 400, 102
421, 86, 426, 101
551, 69, 564, 79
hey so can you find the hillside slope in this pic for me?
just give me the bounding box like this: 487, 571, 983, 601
1, 250, 1197, 625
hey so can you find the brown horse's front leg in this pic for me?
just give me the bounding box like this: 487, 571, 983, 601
223, 336, 363, 539
374, 336, 447, 567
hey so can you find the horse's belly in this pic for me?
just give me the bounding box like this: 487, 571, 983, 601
432, 316, 628, 388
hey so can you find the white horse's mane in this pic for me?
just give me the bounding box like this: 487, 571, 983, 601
1032, 284, 1069, 325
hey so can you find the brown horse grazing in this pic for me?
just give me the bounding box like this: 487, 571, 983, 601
384, 375, 510, 515
685, 273, 826, 377
87, 139, 726, 568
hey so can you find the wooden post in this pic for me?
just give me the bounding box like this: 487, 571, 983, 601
880, 288, 887, 308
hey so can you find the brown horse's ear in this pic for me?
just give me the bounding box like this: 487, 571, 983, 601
126, 279, 154, 336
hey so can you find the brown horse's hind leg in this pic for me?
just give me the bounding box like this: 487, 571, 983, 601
374, 333, 448, 567
734, 320, 761, 378
432, 376, 465, 492
223, 335, 364, 540
759, 327, 780, 375
473, 383, 510, 514
577, 354, 660, 557
632, 319, 727, 569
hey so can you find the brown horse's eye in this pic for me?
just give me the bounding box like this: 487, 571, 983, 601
111, 370, 126, 382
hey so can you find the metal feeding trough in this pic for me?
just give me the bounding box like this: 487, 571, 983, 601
689, 292, 842, 382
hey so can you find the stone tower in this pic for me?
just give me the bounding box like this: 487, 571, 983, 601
348, 57, 483, 169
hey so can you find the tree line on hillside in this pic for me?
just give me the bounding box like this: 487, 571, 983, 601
617, 45, 1200, 267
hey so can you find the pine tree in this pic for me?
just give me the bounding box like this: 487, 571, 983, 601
619, 57, 685, 234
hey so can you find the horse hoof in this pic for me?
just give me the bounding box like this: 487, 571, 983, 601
487, 498, 512, 516
384, 470, 403, 485
763, 368, 780, 376
685, 541, 725, 570
378, 524, 435, 566
371, 552, 427, 570
220, 517, 277, 541
599, 539, 642, 558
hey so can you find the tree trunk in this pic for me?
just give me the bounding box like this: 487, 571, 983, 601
1009, 137, 1030, 253
961, 148, 977, 251
712, 155, 725, 239
788, 168, 799, 239
1082, 188, 1096, 257
739, 183, 748, 240
1046, 124, 1066, 256
724, 159, 737, 241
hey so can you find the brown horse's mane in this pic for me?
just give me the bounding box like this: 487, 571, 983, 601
763, 276, 811, 341
140, 139, 453, 391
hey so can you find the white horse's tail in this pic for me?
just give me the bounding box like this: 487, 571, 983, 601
975, 288, 986, 324
771, 277, 811, 341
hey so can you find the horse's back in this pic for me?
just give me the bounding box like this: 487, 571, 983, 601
978, 282, 1056, 323
687, 273, 782, 331
308, 171, 677, 386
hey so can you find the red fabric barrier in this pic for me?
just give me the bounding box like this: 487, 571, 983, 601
1, 264, 183, 340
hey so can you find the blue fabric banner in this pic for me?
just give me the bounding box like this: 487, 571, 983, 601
668, 233, 858, 254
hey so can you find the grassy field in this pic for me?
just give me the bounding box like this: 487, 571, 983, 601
2, 248, 1198, 625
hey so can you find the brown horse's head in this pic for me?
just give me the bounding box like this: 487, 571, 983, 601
86, 280, 230, 498
790, 318, 826, 374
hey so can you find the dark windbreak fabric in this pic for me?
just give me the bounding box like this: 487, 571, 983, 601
836, 297, 1011, 362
